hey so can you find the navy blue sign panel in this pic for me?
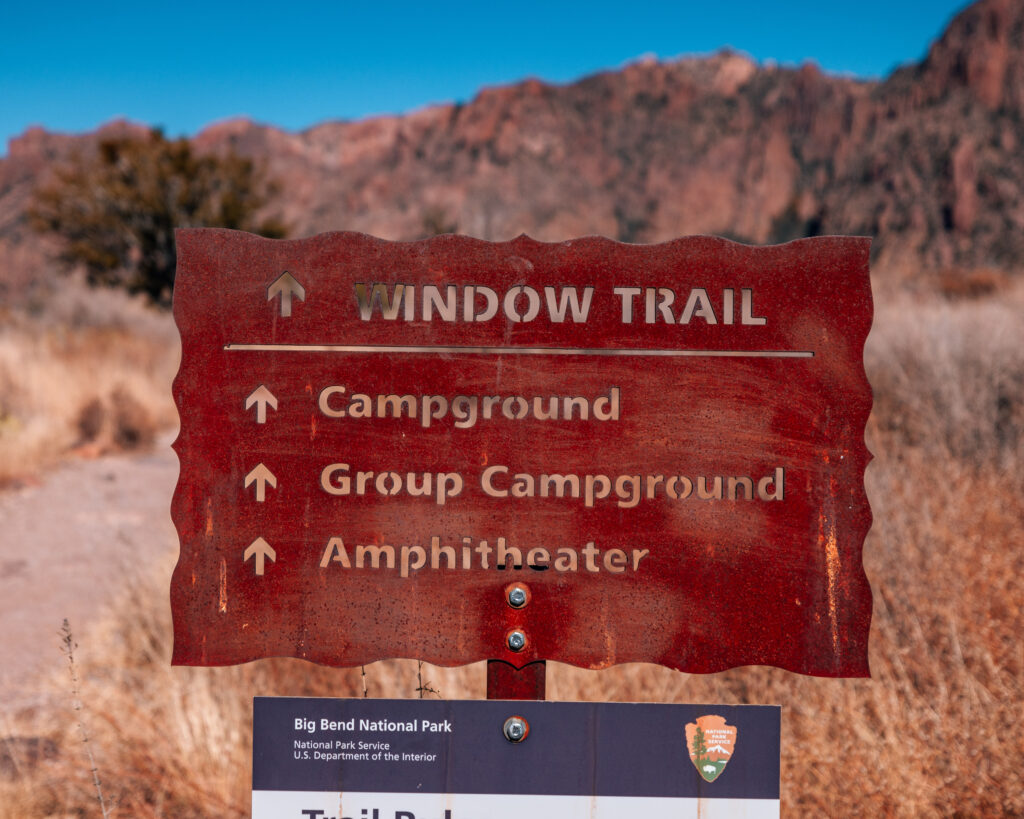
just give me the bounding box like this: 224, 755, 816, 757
253, 697, 780, 818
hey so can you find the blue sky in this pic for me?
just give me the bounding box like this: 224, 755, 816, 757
1, 0, 971, 155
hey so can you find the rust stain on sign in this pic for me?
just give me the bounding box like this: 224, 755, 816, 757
170, 230, 873, 677
218, 558, 227, 614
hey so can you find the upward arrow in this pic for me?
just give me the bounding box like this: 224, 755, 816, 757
244, 537, 276, 576
244, 463, 277, 502
267, 272, 305, 317
245, 385, 278, 424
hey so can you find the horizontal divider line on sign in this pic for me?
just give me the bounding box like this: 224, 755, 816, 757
223, 344, 815, 358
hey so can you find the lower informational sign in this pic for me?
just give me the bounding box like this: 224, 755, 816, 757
253, 698, 781, 818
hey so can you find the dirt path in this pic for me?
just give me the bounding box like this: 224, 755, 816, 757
0, 435, 178, 704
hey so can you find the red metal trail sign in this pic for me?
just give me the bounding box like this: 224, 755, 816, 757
171, 230, 873, 678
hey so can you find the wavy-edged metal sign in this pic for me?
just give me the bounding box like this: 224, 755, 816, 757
171, 229, 873, 677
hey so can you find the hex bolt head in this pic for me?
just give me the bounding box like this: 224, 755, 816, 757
507, 586, 528, 608
503, 716, 529, 743
507, 630, 527, 652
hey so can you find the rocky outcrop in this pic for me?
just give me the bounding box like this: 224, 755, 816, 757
2, 0, 1022, 301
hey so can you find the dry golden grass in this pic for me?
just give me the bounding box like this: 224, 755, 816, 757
0, 277, 179, 486
1, 276, 1021, 817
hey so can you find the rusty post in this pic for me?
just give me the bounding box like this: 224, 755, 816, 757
486, 659, 546, 700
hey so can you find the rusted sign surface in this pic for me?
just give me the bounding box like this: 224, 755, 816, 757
171, 229, 873, 677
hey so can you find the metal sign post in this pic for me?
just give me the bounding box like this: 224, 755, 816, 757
486, 660, 546, 700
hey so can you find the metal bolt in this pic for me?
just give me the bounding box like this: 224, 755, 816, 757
507, 586, 527, 608
507, 630, 526, 652
503, 716, 529, 743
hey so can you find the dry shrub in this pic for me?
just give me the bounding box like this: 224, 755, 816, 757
73, 387, 159, 453
933, 267, 1010, 301
111, 386, 158, 450
75, 398, 106, 444
1, 282, 1021, 816
0, 276, 177, 484
867, 282, 1024, 468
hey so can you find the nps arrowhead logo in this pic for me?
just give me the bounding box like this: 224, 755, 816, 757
685, 715, 737, 783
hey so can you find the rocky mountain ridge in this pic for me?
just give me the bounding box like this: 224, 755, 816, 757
2, 0, 1022, 301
